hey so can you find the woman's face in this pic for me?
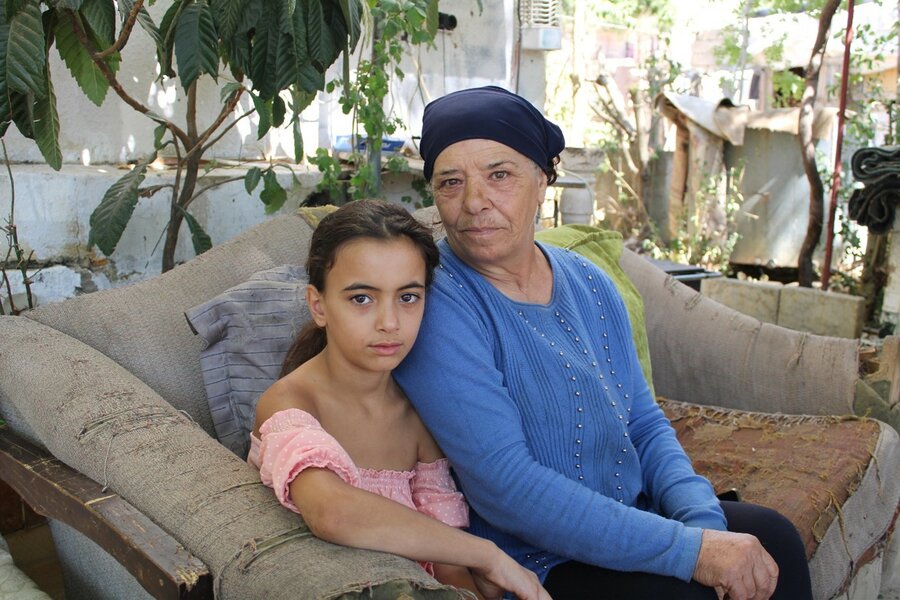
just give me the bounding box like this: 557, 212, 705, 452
307, 237, 427, 374
431, 139, 547, 270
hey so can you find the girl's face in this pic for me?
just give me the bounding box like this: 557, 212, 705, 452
307, 236, 428, 374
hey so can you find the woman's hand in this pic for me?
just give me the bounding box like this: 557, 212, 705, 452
693, 529, 778, 600
471, 544, 552, 600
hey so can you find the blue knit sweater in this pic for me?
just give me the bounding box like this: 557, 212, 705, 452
394, 239, 727, 583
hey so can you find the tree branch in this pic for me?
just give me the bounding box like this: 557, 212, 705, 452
797, 0, 841, 287
187, 87, 245, 159
629, 87, 649, 170
94, 0, 144, 60
595, 94, 634, 139
593, 76, 637, 138
185, 175, 248, 211
607, 157, 641, 203
589, 102, 628, 131
65, 10, 190, 148
201, 107, 257, 155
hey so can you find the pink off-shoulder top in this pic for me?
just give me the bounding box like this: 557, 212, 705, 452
248, 408, 469, 530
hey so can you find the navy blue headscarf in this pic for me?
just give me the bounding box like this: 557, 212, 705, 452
419, 86, 566, 181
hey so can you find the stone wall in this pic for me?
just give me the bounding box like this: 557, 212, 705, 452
701, 277, 866, 339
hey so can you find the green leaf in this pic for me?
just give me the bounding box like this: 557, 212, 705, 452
219, 80, 242, 102
292, 120, 303, 164
80, 0, 115, 46
224, 0, 260, 76
290, 87, 315, 113
405, 6, 424, 30
289, 0, 307, 64
181, 209, 212, 255
88, 153, 157, 256
248, 92, 271, 139
6, 0, 46, 99
289, 88, 313, 164
210, 0, 245, 40
40, 7, 55, 52
272, 93, 285, 128
273, 27, 295, 91
5, 0, 28, 17
249, 7, 278, 99
244, 165, 261, 192
174, 1, 219, 91
425, 0, 438, 39
32, 64, 61, 169
305, 0, 332, 71
272, 2, 306, 91
259, 169, 287, 213
337, 0, 360, 48
54, 0, 83, 9
341, 41, 349, 89
54, 14, 109, 106
8, 90, 33, 139
0, 1, 12, 128
157, 0, 184, 78
117, 0, 164, 64
153, 123, 167, 148
296, 63, 323, 92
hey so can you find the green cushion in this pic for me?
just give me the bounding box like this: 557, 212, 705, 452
537, 225, 654, 394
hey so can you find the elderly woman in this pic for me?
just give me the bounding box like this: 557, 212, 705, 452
394, 86, 812, 600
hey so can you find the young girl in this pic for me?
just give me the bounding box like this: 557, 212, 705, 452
250, 200, 549, 600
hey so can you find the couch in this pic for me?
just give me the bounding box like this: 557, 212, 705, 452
0, 206, 897, 599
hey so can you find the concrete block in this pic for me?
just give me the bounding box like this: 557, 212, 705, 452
1, 265, 111, 311
777, 286, 865, 339
700, 277, 782, 324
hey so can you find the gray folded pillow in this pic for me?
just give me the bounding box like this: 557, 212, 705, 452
185, 265, 310, 458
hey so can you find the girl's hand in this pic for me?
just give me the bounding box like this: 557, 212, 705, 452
471, 546, 552, 600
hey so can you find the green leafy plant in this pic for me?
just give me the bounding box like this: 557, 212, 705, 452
641, 165, 744, 273
1, 139, 38, 314
770, 70, 804, 107
1, 0, 363, 272
547, 0, 683, 241
311, 0, 438, 202
713, 0, 897, 290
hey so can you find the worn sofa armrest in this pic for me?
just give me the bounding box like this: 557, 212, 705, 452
619, 250, 860, 416
0, 426, 211, 599
0, 316, 451, 599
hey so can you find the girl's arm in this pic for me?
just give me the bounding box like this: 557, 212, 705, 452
413, 420, 486, 597
432, 564, 482, 598
289, 468, 549, 600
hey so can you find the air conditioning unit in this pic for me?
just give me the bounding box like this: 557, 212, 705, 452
519, 0, 562, 51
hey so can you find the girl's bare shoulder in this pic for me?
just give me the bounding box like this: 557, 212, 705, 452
407, 405, 444, 463
254, 367, 319, 435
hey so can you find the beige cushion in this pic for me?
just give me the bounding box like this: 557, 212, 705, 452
24, 214, 316, 435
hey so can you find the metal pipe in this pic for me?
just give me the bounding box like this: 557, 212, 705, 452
822, 0, 855, 291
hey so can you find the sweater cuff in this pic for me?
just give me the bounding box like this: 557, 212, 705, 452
675, 526, 705, 582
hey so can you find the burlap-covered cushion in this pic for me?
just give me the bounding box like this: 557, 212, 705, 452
185, 265, 310, 457
661, 398, 900, 599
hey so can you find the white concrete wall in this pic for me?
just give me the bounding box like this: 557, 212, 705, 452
1, 163, 321, 283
